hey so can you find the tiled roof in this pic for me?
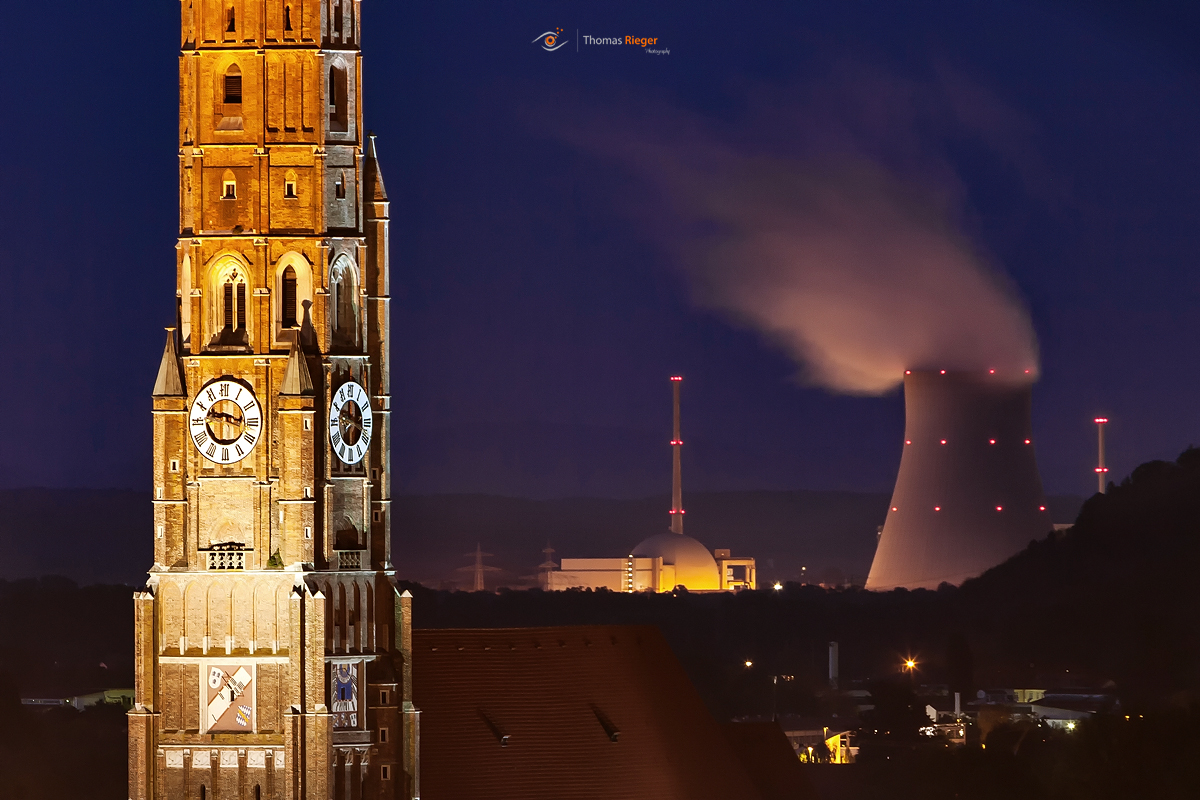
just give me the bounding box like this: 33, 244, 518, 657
721, 722, 818, 800
413, 625, 761, 800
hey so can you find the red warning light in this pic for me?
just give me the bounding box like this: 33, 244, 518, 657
1039, 506, 1046, 511
891, 507, 898, 512
1024, 439, 1031, 445
940, 439, 947, 445
905, 370, 912, 375
1094, 417, 1108, 424
988, 369, 996, 374
670, 440, 683, 445
940, 369, 947, 375
1024, 369, 1031, 374
905, 440, 911, 445
670, 376, 683, 382
934, 506, 941, 512
995, 506, 1003, 512
988, 439, 996, 445
1094, 467, 1109, 474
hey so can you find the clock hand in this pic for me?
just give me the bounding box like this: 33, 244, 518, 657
339, 411, 363, 434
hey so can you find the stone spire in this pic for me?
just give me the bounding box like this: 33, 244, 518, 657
280, 335, 314, 396
151, 328, 185, 397
364, 132, 389, 202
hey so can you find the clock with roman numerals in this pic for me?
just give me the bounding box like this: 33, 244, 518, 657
189, 379, 262, 465
328, 380, 372, 465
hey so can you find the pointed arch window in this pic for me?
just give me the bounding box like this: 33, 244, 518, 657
330, 257, 360, 349
221, 274, 248, 333
282, 267, 298, 328
224, 65, 242, 105
226, 5, 236, 33
223, 281, 234, 328
328, 65, 348, 132
284, 170, 298, 199
284, 5, 293, 32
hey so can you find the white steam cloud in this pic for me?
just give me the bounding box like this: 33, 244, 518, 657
670, 155, 1040, 394
555, 66, 1044, 395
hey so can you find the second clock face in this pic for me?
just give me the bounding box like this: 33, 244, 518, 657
190, 379, 261, 465
329, 380, 373, 464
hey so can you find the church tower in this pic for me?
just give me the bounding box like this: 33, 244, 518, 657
129, 2, 418, 798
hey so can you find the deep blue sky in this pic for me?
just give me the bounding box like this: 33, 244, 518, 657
2, 0, 1199, 499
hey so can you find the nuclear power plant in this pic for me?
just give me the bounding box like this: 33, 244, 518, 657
866, 369, 1053, 590
544, 376, 756, 592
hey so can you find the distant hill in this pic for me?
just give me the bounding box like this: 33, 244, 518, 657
0, 489, 150, 586
0, 488, 1083, 588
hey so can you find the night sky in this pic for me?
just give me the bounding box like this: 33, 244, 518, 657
3, 1, 1200, 499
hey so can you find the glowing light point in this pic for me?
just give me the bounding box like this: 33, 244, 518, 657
744, 660, 753, 668
773, 582, 782, 591
940, 370, 946, 375
995, 505, 1003, 512
988, 369, 996, 374
1024, 439, 1031, 445
905, 440, 911, 445
940, 439, 947, 445
988, 439, 996, 445
1039, 505, 1046, 511
891, 507, 898, 512
934, 506, 941, 512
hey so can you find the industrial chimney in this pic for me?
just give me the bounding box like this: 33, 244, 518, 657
866, 369, 1053, 590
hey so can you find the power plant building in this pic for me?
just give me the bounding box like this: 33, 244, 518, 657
866, 369, 1054, 590
544, 377, 756, 593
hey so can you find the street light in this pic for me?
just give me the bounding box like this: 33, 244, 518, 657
773, 581, 783, 591
744, 660, 753, 668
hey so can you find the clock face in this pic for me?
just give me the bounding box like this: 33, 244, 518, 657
189, 379, 261, 464
329, 380, 372, 464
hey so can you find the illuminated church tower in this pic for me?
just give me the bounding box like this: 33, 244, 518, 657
129, 2, 418, 798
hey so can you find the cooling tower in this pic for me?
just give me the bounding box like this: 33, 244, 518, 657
866, 370, 1052, 590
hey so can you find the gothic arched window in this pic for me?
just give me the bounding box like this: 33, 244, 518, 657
282, 266, 298, 328
284, 170, 298, 199
328, 65, 348, 132
330, 256, 359, 348
284, 5, 293, 32
224, 65, 242, 105
226, 5, 236, 33
274, 253, 313, 346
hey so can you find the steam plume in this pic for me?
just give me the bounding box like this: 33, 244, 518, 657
556, 71, 1042, 395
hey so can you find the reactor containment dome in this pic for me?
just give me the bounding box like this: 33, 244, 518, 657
866, 369, 1053, 590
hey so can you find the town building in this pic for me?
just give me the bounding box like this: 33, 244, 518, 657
128, 3, 418, 798
412, 625, 811, 799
